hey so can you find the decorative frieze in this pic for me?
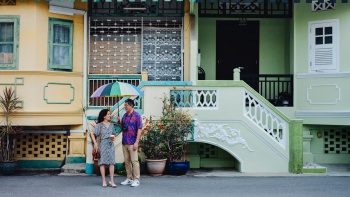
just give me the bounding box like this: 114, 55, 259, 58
194, 122, 254, 152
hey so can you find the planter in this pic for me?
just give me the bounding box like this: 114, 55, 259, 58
146, 158, 167, 176
168, 161, 190, 176
140, 162, 147, 174
0, 160, 18, 175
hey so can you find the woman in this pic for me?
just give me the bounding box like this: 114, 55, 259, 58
91, 109, 117, 188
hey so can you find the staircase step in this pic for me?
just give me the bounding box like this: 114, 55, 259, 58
302, 163, 327, 173
61, 163, 86, 174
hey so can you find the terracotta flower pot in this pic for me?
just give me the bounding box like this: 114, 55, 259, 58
146, 158, 167, 176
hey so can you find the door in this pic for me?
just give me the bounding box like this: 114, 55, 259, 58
216, 21, 259, 83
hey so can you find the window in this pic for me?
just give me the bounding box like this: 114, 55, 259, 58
48, 18, 73, 71
0, 16, 19, 70
308, 19, 338, 73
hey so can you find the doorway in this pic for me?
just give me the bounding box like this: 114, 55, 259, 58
216, 20, 259, 81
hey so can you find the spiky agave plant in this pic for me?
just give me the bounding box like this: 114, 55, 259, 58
0, 87, 21, 162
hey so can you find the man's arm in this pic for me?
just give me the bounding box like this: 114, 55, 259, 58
133, 128, 142, 151
133, 115, 142, 151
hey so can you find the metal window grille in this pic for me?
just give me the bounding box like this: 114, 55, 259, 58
198, 0, 292, 18
88, 78, 140, 107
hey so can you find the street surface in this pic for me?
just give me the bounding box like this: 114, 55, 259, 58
1, 174, 350, 197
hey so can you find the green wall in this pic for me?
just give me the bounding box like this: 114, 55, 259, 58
198, 18, 291, 80
303, 125, 350, 164
293, 3, 350, 125
294, 3, 350, 74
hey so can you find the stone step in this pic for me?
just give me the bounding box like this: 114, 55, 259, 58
302, 163, 327, 173
61, 163, 86, 174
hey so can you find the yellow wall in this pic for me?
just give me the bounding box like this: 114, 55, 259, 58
0, 1, 87, 127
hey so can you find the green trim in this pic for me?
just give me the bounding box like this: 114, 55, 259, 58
17, 160, 63, 168
302, 167, 327, 173
0, 16, 20, 70
0, 77, 24, 108
85, 163, 94, 174
43, 82, 75, 104
66, 157, 86, 164
85, 163, 123, 175
115, 163, 123, 169
47, 18, 73, 71
289, 119, 303, 174
138, 81, 192, 89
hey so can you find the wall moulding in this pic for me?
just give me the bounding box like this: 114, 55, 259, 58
306, 84, 340, 105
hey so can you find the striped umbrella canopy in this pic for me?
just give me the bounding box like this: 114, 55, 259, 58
90, 81, 143, 98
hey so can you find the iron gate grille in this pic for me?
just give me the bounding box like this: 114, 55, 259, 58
198, 0, 292, 18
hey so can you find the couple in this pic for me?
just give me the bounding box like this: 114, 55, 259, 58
91, 99, 142, 188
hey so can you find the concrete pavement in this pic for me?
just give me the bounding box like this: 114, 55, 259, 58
1, 174, 350, 197
58, 163, 350, 177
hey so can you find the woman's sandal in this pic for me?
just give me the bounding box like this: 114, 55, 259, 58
102, 183, 107, 188
109, 181, 117, 188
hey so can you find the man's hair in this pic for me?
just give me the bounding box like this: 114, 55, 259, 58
125, 99, 134, 107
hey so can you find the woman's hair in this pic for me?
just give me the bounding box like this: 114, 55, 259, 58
97, 109, 109, 123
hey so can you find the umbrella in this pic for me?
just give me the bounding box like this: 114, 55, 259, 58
90, 81, 143, 98
90, 81, 143, 115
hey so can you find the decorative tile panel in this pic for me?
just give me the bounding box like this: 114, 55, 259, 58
142, 24, 182, 81
199, 144, 218, 158
88, 17, 183, 81
15, 134, 67, 159
324, 128, 350, 154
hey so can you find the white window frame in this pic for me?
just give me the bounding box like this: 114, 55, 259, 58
308, 19, 339, 73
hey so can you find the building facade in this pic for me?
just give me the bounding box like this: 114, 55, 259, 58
1, 0, 349, 173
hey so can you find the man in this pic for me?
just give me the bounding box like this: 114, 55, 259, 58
117, 99, 142, 187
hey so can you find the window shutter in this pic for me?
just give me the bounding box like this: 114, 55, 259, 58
309, 20, 338, 72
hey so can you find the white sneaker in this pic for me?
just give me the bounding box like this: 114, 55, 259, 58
131, 180, 140, 187
121, 179, 133, 185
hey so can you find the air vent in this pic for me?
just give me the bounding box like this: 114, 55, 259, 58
312, 0, 335, 12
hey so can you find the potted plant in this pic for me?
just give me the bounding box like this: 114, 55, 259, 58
160, 95, 193, 175
140, 94, 194, 176
0, 87, 22, 175
276, 92, 291, 106
140, 115, 168, 176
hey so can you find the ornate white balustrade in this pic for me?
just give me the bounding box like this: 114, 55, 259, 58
244, 90, 287, 148
155, 87, 286, 149
170, 89, 218, 108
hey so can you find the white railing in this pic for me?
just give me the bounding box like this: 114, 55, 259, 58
88, 79, 140, 107
193, 89, 218, 108
170, 89, 218, 108
244, 90, 287, 148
